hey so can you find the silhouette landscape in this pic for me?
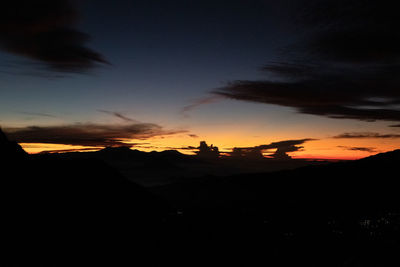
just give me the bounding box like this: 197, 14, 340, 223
2, 128, 400, 266
1, 0, 400, 266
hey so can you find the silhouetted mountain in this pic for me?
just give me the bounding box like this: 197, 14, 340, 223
98, 145, 141, 157
153, 149, 187, 159
40, 146, 323, 186
360, 149, 400, 162
4, 132, 399, 266
151, 149, 400, 266
0, 128, 27, 160
153, 148, 400, 207
1, 132, 168, 266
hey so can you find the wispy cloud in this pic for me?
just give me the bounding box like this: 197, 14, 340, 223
0, 0, 108, 73
231, 138, 316, 159
38, 147, 100, 154
337, 146, 377, 153
4, 123, 186, 147
333, 132, 400, 139
97, 110, 137, 122
165, 145, 198, 151
181, 96, 223, 117
19, 111, 58, 118
214, 0, 400, 122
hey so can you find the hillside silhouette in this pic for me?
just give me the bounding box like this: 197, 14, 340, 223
37, 144, 325, 186
2, 129, 399, 266
1, 129, 167, 266
151, 149, 400, 266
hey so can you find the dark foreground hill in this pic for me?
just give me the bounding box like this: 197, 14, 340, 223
1, 131, 168, 266
38, 146, 325, 186
152, 150, 400, 266
2, 130, 400, 266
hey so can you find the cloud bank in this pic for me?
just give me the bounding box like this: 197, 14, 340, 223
214, 0, 400, 123
333, 132, 400, 139
97, 110, 137, 123
0, 0, 108, 72
231, 138, 315, 159
181, 96, 223, 117
337, 146, 377, 153
4, 123, 186, 147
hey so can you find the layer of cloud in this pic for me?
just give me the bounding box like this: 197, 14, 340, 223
0, 0, 108, 72
165, 146, 198, 151
299, 0, 400, 64
181, 96, 223, 117
19, 111, 57, 118
38, 147, 100, 154
231, 138, 315, 159
97, 110, 137, 123
4, 123, 186, 147
337, 146, 377, 153
333, 132, 400, 139
214, 0, 400, 122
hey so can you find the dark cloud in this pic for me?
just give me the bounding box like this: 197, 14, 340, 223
181, 96, 223, 117
165, 146, 197, 151
97, 110, 137, 123
333, 132, 400, 139
215, 64, 400, 122
232, 138, 315, 159
19, 111, 57, 118
257, 139, 315, 150
299, 0, 400, 64
389, 124, 400, 128
38, 147, 99, 154
4, 123, 186, 147
0, 61, 68, 78
197, 141, 220, 158
337, 146, 377, 153
183, 146, 197, 150
188, 134, 199, 138
0, 0, 108, 73
214, 0, 400, 123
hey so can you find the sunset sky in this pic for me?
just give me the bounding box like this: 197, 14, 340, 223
1, 0, 400, 159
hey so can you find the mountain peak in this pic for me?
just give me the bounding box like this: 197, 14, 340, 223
100, 146, 133, 153
360, 149, 400, 162
0, 128, 28, 160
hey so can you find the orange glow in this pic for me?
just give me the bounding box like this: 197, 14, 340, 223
20, 132, 400, 161
20, 143, 102, 154
291, 155, 363, 161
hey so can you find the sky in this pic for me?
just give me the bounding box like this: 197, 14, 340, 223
1, 0, 400, 159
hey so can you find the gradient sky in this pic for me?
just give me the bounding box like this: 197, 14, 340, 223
1, 0, 400, 159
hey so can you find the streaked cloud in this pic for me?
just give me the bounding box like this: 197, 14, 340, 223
181, 96, 223, 117
4, 123, 186, 147
333, 132, 400, 139
19, 111, 58, 118
0, 0, 108, 73
231, 138, 316, 159
337, 146, 377, 153
97, 109, 137, 122
38, 147, 99, 154
214, 0, 400, 122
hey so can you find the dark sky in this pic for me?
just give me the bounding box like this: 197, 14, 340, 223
1, 0, 400, 158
